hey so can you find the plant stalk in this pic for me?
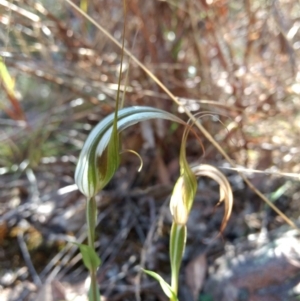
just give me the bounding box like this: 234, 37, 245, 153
170, 223, 186, 299
87, 196, 99, 301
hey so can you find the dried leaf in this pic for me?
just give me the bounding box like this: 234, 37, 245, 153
185, 253, 207, 301
34, 280, 66, 301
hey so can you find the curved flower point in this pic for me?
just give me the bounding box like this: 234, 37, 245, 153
192, 164, 233, 233
75, 106, 184, 198
170, 122, 197, 226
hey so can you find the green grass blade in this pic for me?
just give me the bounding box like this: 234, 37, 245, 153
0, 57, 15, 98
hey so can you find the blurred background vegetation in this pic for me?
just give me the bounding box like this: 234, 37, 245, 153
1, 0, 300, 300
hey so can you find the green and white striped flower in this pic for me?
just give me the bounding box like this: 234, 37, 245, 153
75, 106, 183, 198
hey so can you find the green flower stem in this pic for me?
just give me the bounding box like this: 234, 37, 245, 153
170, 222, 186, 298
87, 197, 100, 301
90, 269, 98, 301
87, 197, 97, 248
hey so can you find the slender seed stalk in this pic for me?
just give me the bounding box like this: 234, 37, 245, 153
87, 197, 99, 301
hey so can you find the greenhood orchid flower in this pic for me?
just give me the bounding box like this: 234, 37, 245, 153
75, 106, 183, 198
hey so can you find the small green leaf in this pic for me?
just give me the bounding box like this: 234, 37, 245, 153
78, 244, 101, 271
142, 269, 179, 301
